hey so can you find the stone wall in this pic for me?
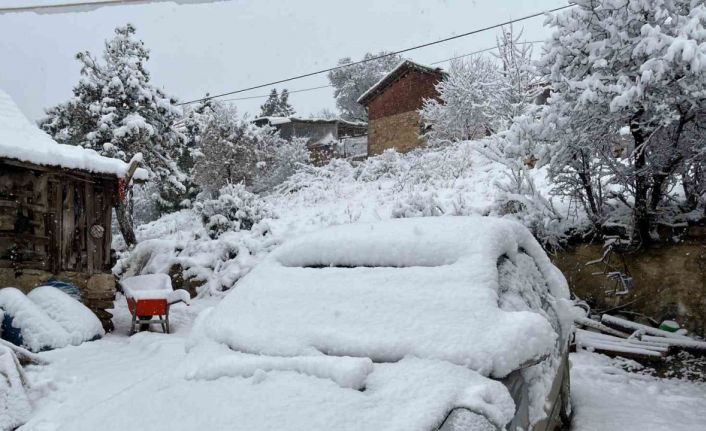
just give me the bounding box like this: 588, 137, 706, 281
0, 268, 116, 331
553, 235, 706, 336
368, 111, 425, 156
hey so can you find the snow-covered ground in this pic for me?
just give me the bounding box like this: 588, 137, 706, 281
570, 351, 706, 431
18, 301, 706, 430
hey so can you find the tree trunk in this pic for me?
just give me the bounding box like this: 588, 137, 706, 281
115, 157, 140, 248
115, 200, 137, 247
631, 112, 651, 244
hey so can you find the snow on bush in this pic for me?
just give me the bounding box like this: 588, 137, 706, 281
27, 286, 104, 345
116, 139, 581, 296
114, 210, 280, 296
391, 190, 445, 218
273, 141, 579, 248
0, 288, 71, 352
193, 183, 272, 239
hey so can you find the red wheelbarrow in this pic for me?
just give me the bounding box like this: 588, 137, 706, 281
119, 274, 191, 335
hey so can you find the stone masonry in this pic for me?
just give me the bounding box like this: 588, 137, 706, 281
368, 111, 425, 155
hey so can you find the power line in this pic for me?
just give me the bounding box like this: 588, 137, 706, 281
218, 40, 544, 104
220, 84, 333, 102
0, 0, 158, 13
178, 3, 574, 106
430, 40, 543, 65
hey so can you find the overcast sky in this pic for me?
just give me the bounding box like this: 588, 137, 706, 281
0, 0, 565, 121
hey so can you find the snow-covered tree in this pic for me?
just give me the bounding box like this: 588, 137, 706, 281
533, 0, 706, 242
40, 24, 192, 215
194, 104, 260, 192
420, 57, 505, 145
254, 137, 310, 192
194, 103, 306, 193
180, 97, 217, 168
278, 89, 295, 116
495, 25, 543, 124
327, 52, 402, 121
259, 88, 295, 117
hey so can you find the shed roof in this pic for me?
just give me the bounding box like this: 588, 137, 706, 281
357, 60, 444, 106
0, 89, 146, 179
253, 116, 367, 128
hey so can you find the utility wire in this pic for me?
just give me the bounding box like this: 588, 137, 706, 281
430, 39, 543, 65
0, 0, 158, 13
178, 4, 574, 106
220, 84, 333, 102
219, 40, 544, 103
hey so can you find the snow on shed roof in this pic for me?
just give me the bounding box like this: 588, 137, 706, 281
254, 116, 293, 126
195, 216, 569, 379
0, 89, 144, 179
357, 60, 444, 106
253, 116, 367, 127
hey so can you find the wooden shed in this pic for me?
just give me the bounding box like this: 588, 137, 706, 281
0, 89, 143, 330
253, 116, 368, 165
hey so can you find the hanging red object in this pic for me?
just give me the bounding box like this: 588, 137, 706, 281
118, 178, 127, 202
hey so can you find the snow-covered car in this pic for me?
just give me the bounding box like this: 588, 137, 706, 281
188, 216, 573, 431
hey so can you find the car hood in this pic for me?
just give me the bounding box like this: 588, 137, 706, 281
170, 341, 517, 431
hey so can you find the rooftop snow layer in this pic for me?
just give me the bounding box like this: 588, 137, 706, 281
194, 216, 569, 378
254, 116, 367, 127
254, 116, 292, 125
357, 59, 443, 105
0, 89, 146, 179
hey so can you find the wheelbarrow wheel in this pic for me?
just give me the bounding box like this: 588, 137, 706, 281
139, 315, 152, 332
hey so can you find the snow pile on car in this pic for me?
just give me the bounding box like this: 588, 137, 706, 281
192, 216, 568, 378
27, 286, 105, 345
0, 287, 103, 352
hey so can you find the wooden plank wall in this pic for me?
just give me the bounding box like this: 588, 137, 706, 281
0, 160, 117, 275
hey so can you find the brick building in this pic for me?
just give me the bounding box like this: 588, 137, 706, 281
357, 60, 444, 156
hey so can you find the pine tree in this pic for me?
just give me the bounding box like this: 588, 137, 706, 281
259, 88, 295, 117
328, 52, 402, 121
259, 89, 281, 117
40, 24, 192, 220
277, 89, 295, 116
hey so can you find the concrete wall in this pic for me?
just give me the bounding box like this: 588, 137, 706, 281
553, 235, 706, 336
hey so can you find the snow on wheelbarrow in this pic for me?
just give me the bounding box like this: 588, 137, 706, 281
119, 274, 191, 334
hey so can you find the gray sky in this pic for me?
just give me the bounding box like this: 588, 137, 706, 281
0, 0, 565, 120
